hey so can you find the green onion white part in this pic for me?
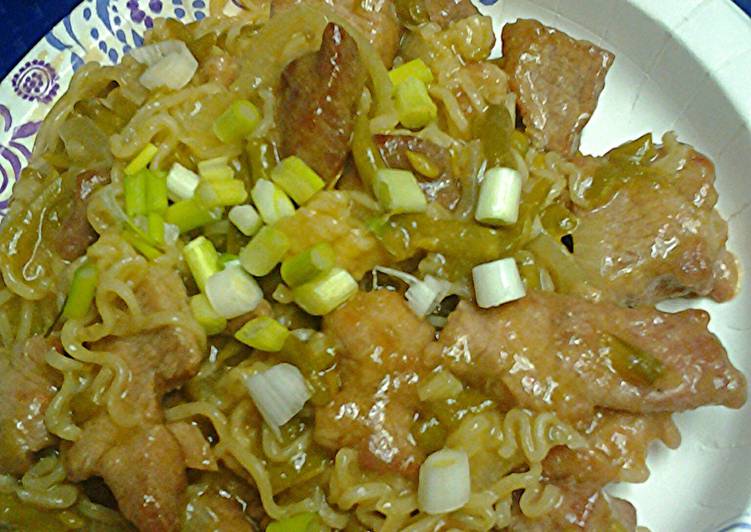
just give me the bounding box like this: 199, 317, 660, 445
251, 179, 296, 225
228, 204, 262, 236
374, 266, 451, 317
281, 242, 335, 288
204, 264, 263, 319
394, 76, 438, 129
213, 99, 261, 144
417, 370, 463, 402
475, 167, 523, 226
244, 363, 311, 438
373, 169, 427, 214
418, 448, 471, 514
472, 257, 526, 308
388, 58, 434, 88
166, 163, 200, 202
196, 178, 248, 208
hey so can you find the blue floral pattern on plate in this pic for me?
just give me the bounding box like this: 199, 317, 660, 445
0, 0, 208, 216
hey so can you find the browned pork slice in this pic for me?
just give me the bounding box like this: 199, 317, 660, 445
54, 170, 110, 261
374, 134, 462, 210
100, 424, 187, 532
502, 19, 614, 156
0, 337, 61, 475
572, 144, 738, 306
543, 411, 680, 485
272, 0, 401, 66
423, 0, 480, 27
64, 262, 205, 531
279, 23, 367, 183
315, 290, 435, 477
511, 482, 637, 531
426, 292, 746, 422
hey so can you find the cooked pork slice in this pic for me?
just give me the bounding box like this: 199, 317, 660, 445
423, 0, 480, 27
544, 411, 680, 485
510, 482, 637, 531
97, 423, 188, 532
272, 0, 401, 66
374, 134, 461, 210
279, 23, 367, 183
315, 290, 435, 477
54, 170, 110, 261
572, 143, 738, 306
426, 292, 746, 422
64, 262, 206, 531
501, 19, 613, 155
0, 337, 61, 475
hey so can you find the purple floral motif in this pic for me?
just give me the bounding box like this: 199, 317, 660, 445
0, 104, 41, 213
11, 60, 60, 104
127, 0, 158, 28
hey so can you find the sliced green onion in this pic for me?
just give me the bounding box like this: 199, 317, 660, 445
472, 257, 525, 309
605, 334, 665, 385
475, 167, 522, 226
266, 512, 320, 532
205, 264, 263, 319
121, 229, 162, 260
196, 178, 248, 208
228, 204, 263, 237
251, 179, 296, 225
374, 168, 427, 214
406, 150, 440, 179
292, 267, 357, 316
197, 156, 231, 178
213, 99, 261, 144
272, 283, 293, 304
239, 226, 290, 277
243, 363, 311, 437
374, 266, 451, 317
63, 262, 98, 320
165, 198, 222, 233
147, 212, 165, 245
395, 77, 437, 129
418, 448, 470, 514
182, 236, 220, 292
389, 58, 433, 88
270, 156, 326, 205
219, 253, 240, 267
235, 316, 290, 352
418, 370, 463, 402
123, 170, 148, 217
280, 242, 335, 288
124, 143, 158, 175
145, 170, 168, 213
190, 293, 227, 335
166, 162, 200, 201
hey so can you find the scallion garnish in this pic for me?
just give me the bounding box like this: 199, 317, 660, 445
228, 204, 262, 237
280, 242, 335, 288
239, 226, 290, 277
213, 99, 261, 144
235, 316, 290, 352
374, 169, 427, 214
182, 236, 220, 292
165, 198, 222, 233
62, 262, 98, 320
189, 293, 227, 335
124, 143, 158, 176
292, 267, 357, 316
251, 179, 295, 225
270, 156, 326, 205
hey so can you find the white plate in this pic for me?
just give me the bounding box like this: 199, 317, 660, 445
1, 0, 750, 530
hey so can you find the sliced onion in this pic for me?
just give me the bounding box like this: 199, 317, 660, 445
244, 363, 311, 438
129, 39, 187, 66
418, 448, 471, 514
374, 266, 452, 317
138, 43, 198, 91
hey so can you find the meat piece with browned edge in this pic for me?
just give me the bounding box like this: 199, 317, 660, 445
502, 19, 614, 156
572, 142, 738, 306
55, 170, 110, 261
374, 134, 462, 210
64, 258, 206, 532
279, 23, 367, 182
315, 290, 435, 477
0, 337, 61, 475
426, 291, 746, 422
424, 0, 480, 27
272, 0, 401, 66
